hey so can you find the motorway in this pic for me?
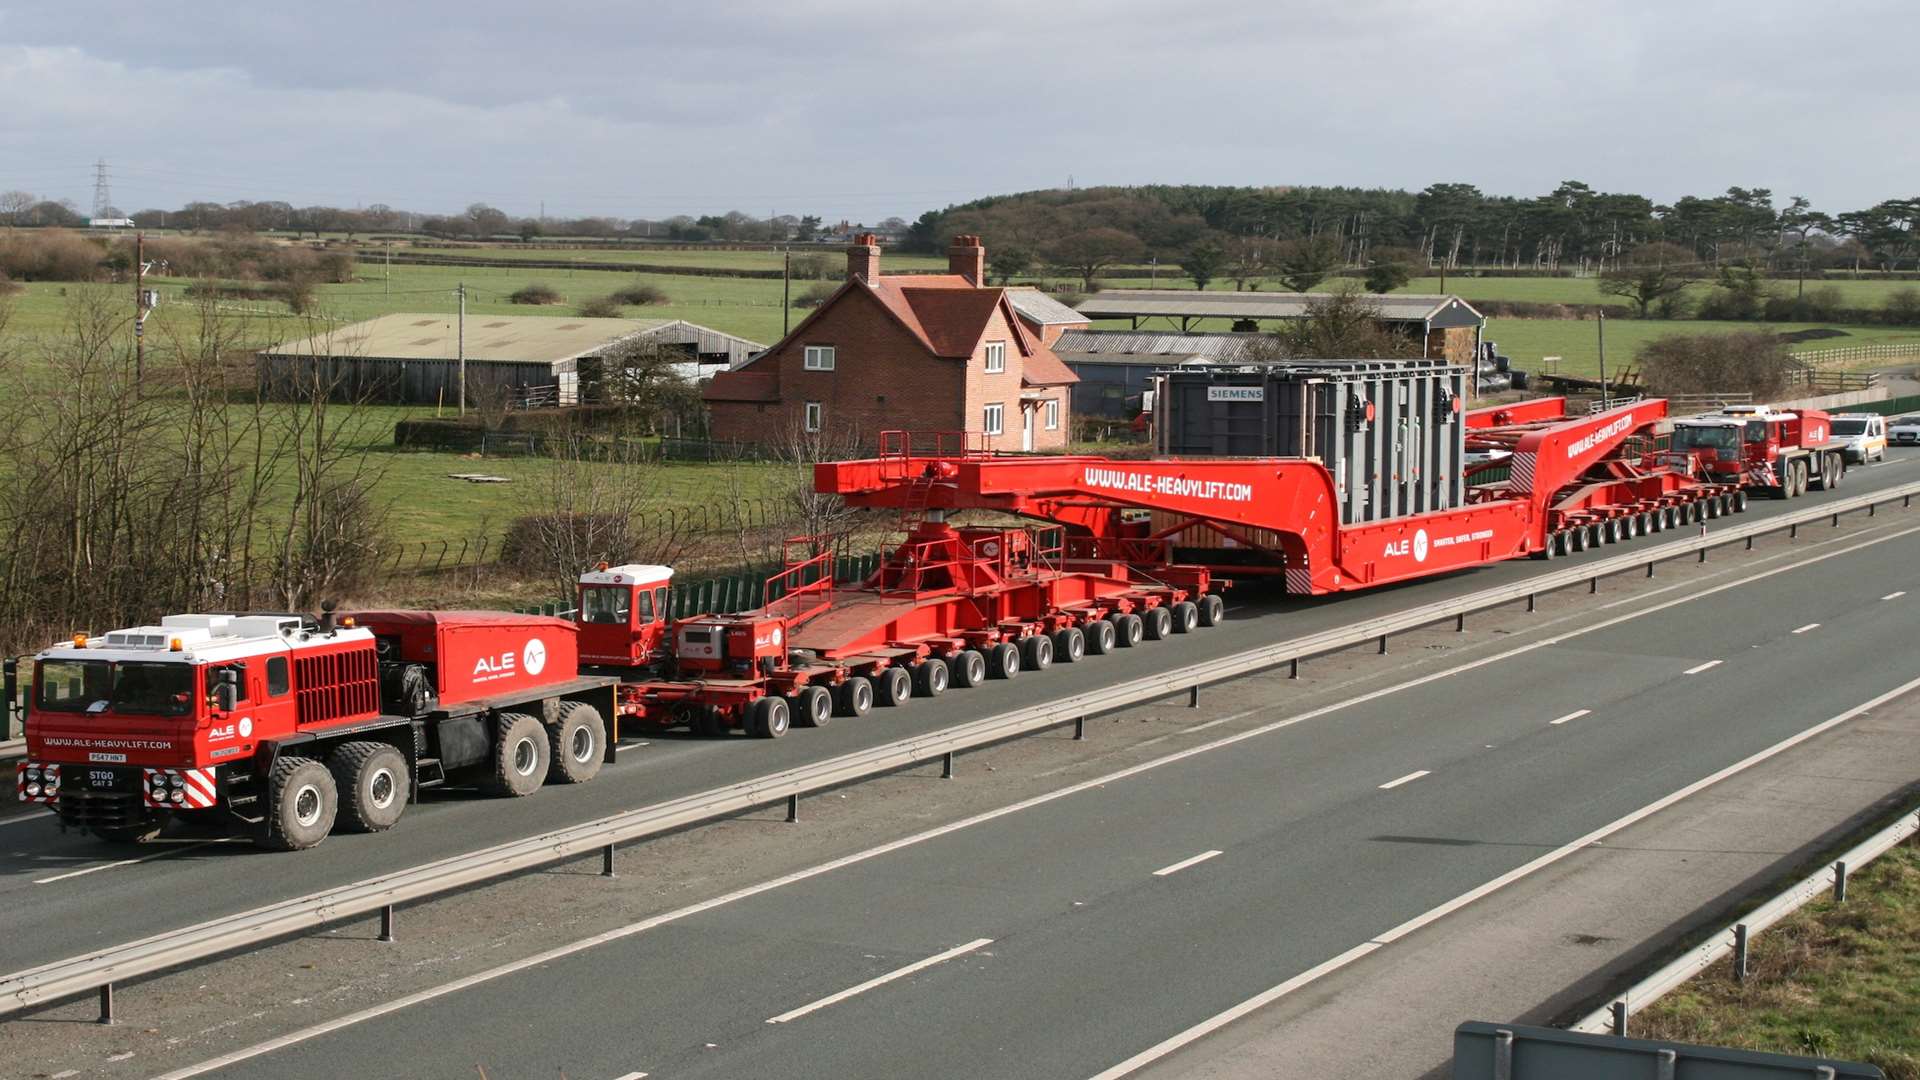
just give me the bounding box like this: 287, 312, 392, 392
0, 451, 1914, 974
134, 459, 1920, 1079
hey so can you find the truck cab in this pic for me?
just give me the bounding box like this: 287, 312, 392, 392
576, 563, 675, 670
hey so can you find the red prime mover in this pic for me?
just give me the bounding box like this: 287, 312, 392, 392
18, 609, 618, 850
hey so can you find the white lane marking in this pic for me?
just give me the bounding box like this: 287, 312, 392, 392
1377, 770, 1430, 790
1683, 660, 1723, 675
765, 938, 993, 1025
1884, 591, 1906, 600
611, 1072, 648, 1079
0, 812, 54, 829
1086, 671, 1920, 1080
156, 521, 1920, 1079
1592, 511, 1908, 611
1152, 850, 1223, 877
50, 1071, 79, 1079
1549, 709, 1592, 726
1791, 623, 1821, 634
1184, 717, 1234, 734
31, 840, 226, 885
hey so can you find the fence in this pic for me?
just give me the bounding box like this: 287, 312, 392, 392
1793, 342, 1920, 368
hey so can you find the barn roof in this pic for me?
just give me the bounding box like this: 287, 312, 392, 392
1073, 290, 1483, 326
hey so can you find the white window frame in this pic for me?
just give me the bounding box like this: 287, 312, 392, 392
803, 345, 835, 371
1044, 399, 1060, 430
983, 402, 1004, 435
804, 401, 823, 432
983, 341, 1006, 374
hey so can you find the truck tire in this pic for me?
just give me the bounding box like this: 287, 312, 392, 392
875, 665, 912, 706
487, 712, 549, 797
792, 685, 834, 728
258, 756, 337, 851
1169, 601, 1200, 633
1706, 497, 1720, 519
835, 675, 874, 716
1143, 605, 1175, 639
913, 658, 950, 697
1734, 491, 1749, 512
1052, 626, 1086, 662
546, 701, 605, 785
329, 741, 408, 832
989, 641, 1022, 678
679, 703, 723, 738
1198, 594, 1226, 627
1085, 618, 1119, 654
949, 650, 987, 688
1021, 633, 1054, 671
747, 695, 789, 738
1113, 613, 1145, 647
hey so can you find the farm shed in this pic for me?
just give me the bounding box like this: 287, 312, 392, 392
1053, 330, 1267, 418
257, 313, 765, 406
1074, 290, 1485, 367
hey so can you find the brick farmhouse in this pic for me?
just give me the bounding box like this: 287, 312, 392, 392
704, 235, 1078, 452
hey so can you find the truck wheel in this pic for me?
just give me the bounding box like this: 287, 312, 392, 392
1114, 613, 1145, 647
329, 741, 408, 832
747, 696, 789, 738
1169, 601, 1200, 633
1825, 453, 1842, 490
1706, 497, 1720, 519
876, 665, 912, 705
1143, 605, 1175, 639
913, 659, 950, 697
546, 701, 606, 784
679, 704, 723, 738
989, 641, 1022, 678
949, 650, 987, 688
1052, 626, 1086, 662
1085, 619, 1118, 654
1021, 633, 1054, 671
258, 756, 337, 851
1734, 491, 1749, 512
792, 685, 834, 728
1198, 594, 1226, 627
487, 712, 549, 797
835, 676, 874, 716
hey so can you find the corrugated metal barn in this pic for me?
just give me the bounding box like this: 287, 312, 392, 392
257, 314, 765, 406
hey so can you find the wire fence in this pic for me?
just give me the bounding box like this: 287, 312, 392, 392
1794, 342, 1920, 368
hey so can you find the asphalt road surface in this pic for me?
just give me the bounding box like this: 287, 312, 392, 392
155, 474, 1920, 1080
2, 450, 1914, 973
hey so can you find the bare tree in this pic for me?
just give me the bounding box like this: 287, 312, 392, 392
0, 191, 32, 228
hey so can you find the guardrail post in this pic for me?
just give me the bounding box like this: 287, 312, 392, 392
1610, 999, 1628, 1036
602, 843, 617, 876
98, 983, 113, 1025
379, 904, 395, 943
1869, 502, 1876, 517
787, 794, 800, 823
1646, 561, 1655, 578
1074, 716, 1086, 740
1746, 535, 1754, 550
1455, 613, 1466, 632
1589, 576, 1599, 594
942, 752, 954, 779
1831, 512, 1840, 527
1492, 1028, 1513, 1080
1790, 522, 1798, 539
1289, 658, 1300, 679
1733, 923, 1748, 981
1377, 633, 1389, 655
1698, 545, 1708, 563
1834, 860, 1847, 903
1527, 593, 1537, 613
1188, 686, 1200, 708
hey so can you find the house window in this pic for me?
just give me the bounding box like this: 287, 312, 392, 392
804, 401, 823, 432
983, 403, 1004, 435
803, 345, 835, 371
984, 341, 1006, 373
1044, 399, 1060, 430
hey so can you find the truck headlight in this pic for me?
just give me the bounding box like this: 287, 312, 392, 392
169, 774, 185, 788
24, 782, 41, 797
169, 789, 185, 803
24, 766, 40, 781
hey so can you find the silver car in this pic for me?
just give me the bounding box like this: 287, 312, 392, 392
1892, 414, 1920, 447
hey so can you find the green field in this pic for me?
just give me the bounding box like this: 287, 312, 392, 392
1633, 846, 1920, 1079
1481, 318, 1920, 379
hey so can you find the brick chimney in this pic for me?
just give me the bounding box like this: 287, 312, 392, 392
948, 234, 985, 285
846, 233, 881, 282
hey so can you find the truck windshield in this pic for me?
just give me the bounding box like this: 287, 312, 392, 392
1672, 425, 1738, 451
581, 586, 632, 625
1831, 419, 1868, 436
34, 659, 194, 716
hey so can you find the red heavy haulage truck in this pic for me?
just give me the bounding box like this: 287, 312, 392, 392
17, 610, 616, 850
22, 363, 1849, 847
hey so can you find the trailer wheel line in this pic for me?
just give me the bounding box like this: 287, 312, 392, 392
6, 479, 1918, 1024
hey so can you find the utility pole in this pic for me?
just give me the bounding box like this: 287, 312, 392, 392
1149, 256, 1157, 287
457, 282, 467, 417
384, 245, 391, 297
1597, 312, 1609, 410
783, 248, 792, 336
134, 230, 146, 385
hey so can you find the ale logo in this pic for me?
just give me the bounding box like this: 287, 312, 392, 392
522, 638, 547, 676
1413, 528, 1429, 563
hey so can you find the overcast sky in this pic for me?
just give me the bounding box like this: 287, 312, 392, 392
2, 0, 1912, 223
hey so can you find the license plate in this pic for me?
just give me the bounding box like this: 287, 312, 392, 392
89, 769, 119, 788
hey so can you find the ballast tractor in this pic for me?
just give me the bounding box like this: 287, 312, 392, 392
18, 609, 618, 850
576, 505, 1224, 739
1669, 404, 1846, 499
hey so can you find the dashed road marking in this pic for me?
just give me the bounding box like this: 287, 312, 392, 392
1378, 770, 1430, 790
1683, 660, 1723, 675
1153, 850, 1223, 877
765, 938, 993, 1024
1791, 623, 1820, 634
1549, 709, 1592, 726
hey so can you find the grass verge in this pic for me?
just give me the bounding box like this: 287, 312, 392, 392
1632, 842, 1920, 1079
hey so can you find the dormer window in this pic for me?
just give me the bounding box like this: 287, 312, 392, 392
984, 341, 1006, 373
804, 345, 835, 371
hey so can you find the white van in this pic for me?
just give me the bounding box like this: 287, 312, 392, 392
1830, 414, 1887, 464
